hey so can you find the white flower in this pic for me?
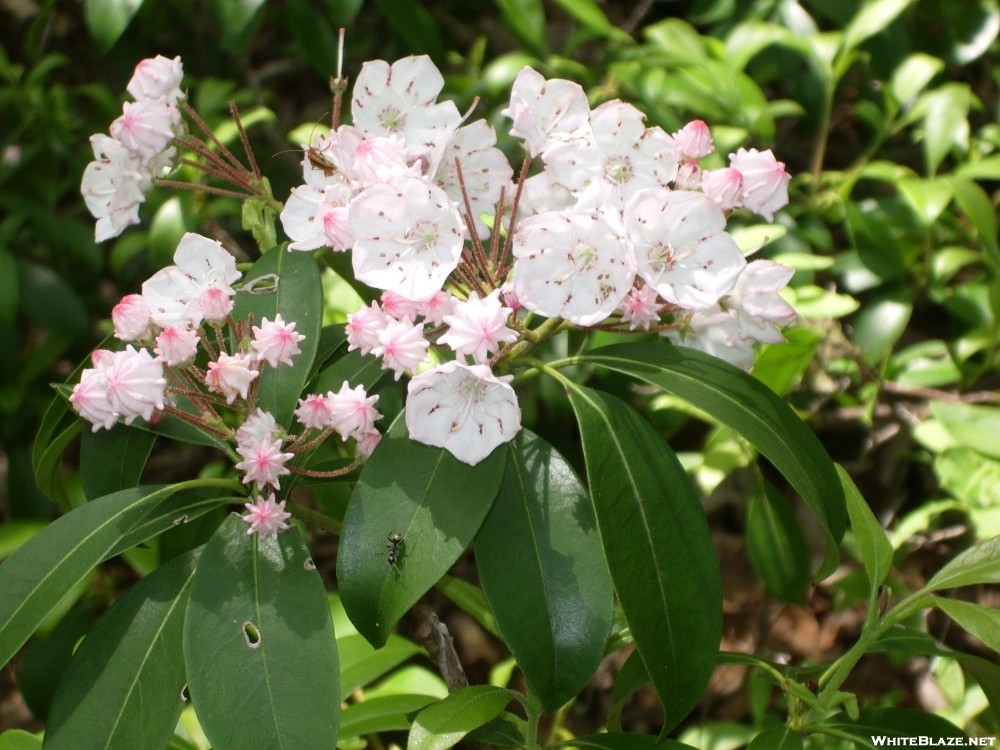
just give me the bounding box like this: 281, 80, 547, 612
236, 408, 280, 449
345, 301, 388, 355
502, 66, 591, 158
112, 294, 153, 342
154, 326, 200, 366
294, 394, 332, 431
618, 284, 661, 331
81, 134, 151, 242
70, 355, 119, 431
349, 175, 466, 301
350, 55, 462, 164
625, 189, 746, 311
406, 361, 521, 465
281, 182, 354, 252
327, 382, 381, 441
701, 167, 744, 211
110, 99, 180, 165
728, 148, 791, 221
512, 208, 635, 326
242, 493, 292, 540
672, 120, 713, 161
235, 437, 294, 489
439, 290, 519, 364
372, 315, 429, 380
142, 233, 240, 329
102, 345, 167, 425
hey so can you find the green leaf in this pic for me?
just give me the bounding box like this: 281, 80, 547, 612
314, 349, 386, 394
337, 422, 507, 646
930, 400, 1000, 460
184, 516, 340, 750
821, 707, 966, 747
339, 632, 424, 694
80, 423, 156, 500
553, 733, 698, 749
287, 0, 342, 74
83, 0, 144, 51
746, 484, 811, 604
44, 549, 200, 750
231, 248, 323, 425
492, 0, 548, 55
407, 685, 517, 750
574, 342, 846, 544
0, 247, 17, 327
567, 385, 721, 732
549, 0, 632, 42
935, 598, 1000, 654
475, 430, 613, 712
921, 535, 1000, 593
0, 481, 231, 668
841, 0, 916, 52
208, 0, 265, 46
849, 285, 912, 365
890, 53, 945, 104
373, 0, 444, 59
0, 730, 42, 750
339, 694, 438, 738
748, 726, 803, 750
920, 84, 973, 175
840, 465, 893, 592
950, 177, 1000, 270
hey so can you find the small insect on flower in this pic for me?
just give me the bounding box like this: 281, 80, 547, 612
307, 146, 339, 178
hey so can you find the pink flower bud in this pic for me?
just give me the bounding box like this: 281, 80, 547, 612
251, 314, 305, 368
701, 167, 744, 211
673, 120, 714, 161
127, 55, 184, 103
728, 148, 791, 221
197, 286, 234, 326
154, 326, 199, 366
205, 352, 258, 404
112, 294, 153, 342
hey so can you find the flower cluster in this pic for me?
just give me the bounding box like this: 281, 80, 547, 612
276, 56, 796, 463
70, 230, 382, 540
81, 55, 185, 242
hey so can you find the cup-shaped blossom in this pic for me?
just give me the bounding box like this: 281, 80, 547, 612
512, 208, 635, 326
728, 148, 790, 221
205, 352, 258, 404
372, 315, 429, 380
406, 361, 521, 466
110, 99, 180, 166
349, 175, 466, 301
70, 360, 119, 431
102, 345, 167, 425
294, 394, 332, 431
439, 290, 519, 364
237, 408, 280, 449
251, 314, 305, 368
81, 134, 151, 242
127, 55, 184, 103
626, 189, 746, 311
242, 492, 292, 541
142, 232, 240, 329
345, 301, 387, 355
350, 55, 461, 164
502, 66, 591, 158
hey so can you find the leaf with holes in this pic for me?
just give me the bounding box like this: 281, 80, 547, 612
183, 515, 339, 750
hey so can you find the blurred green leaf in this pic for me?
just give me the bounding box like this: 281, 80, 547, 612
0, 247, 17, 327
550, 0, 631, 43
44, 550, 199, 750
476, 430, 612, 712
184, 516, 340, 750
287, 0, 342, 75
84, 0, 145, 52
374, 0, 445, 59
821, 707, 966, 744
338, 632, 423, 694
17, 259, 89, 339
950, 177, 1000, 270
850, 286, 912, 364
896, 177, 953, 226
208, 0, 265, 49
493, 0, 548, 55
0, 730, 42, 750
553, 734, 698, 749
919, 84, 973, 175
890, 53, 945, 105
748, 726, 803, 750
746, 484, 811, 603
568, 385, 720, 733
841, 0, 916, 52
340, 694, 438, 739
935, 598, 1000, 654
930, 400, 1000, 461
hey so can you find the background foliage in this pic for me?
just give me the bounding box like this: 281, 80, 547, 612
2, 0, 1000, 746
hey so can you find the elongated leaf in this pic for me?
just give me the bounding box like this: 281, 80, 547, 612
567, 385, 721, 732
340, 694, 438, 738
549, 0, 631, 42
232, 248, 323, 425
80, 424, 156, 500
575, 342, 846, 544
748, 726, 803, 750
821, 707, 966, 747
84, 0, 145, 53
407, 686, 517, 750
492, 0, 547, 55
842, 0, 916, 52
934, 598, 1000, 654
840, 465, 893, 592
314, 349, 386, 394
746, 484, 811, 603
337, 421, 507, 646
475, 430, 613, 712
554, 734, 698, 749
44, 549, 200, 750
339, 633, 424, 694
921, 535, 1000, 593
0, 480, 232, 668
184, 516, 340, 750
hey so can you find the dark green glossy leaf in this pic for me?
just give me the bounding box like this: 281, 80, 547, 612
475, 430, 613, 712
337, 421, 506, 646
567, 385, 721, 732
287, 0, 341, 75
44, 549, 200, 750
492, 0, 548, 55
184, 516, 340, 750
232, 248, 323, 425
575, 342, 846, 544
314, 349, 386, 394
407, 686, 517, 750
83, 0, 145, 51
0, 480, 233, 669
80, 423, 156, 500
746, 484, 811, 604
840, 465, 893, 592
